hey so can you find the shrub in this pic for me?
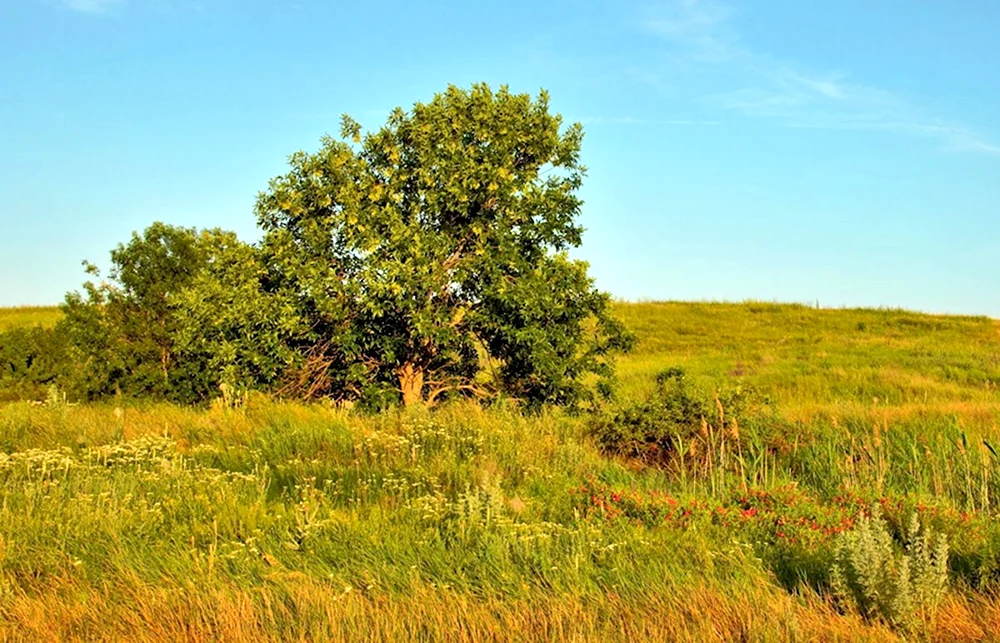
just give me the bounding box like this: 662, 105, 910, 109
590, 367, 710, 463
590, 367, 770, 469
60, 223, 229, 403
0, 326, 70, 401
830, 507, 949, 631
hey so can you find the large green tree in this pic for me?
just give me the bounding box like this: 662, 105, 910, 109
254, 83, 634, 407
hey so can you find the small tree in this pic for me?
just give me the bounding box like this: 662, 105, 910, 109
255, 83, 633, 407
61, 222, 228, 401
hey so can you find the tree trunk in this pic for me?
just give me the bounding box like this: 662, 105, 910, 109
160, 347, 170, 386
398, 362, 425, 407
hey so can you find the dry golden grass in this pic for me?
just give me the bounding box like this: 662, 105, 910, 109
0, 578, 907, 643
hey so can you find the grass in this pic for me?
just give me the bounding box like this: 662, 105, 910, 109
0, 300, 999, 640
614, 301, 999, 413
0, 306, 61, 332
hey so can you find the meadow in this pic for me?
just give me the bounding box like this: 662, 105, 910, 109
1, 301, 999, 641
0, 307, 61, 332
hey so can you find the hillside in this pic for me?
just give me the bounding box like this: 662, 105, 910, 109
616, 301, 999, 420
0, 305, 62, 331
1, 302, 999, 640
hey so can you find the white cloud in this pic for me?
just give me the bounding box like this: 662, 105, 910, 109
791, 75, 848, 100
643, 0, 1000, 156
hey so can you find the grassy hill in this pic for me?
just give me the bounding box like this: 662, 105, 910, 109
616, 301, 999, 421
1, 302, 999, 640
0, 305, 62, 331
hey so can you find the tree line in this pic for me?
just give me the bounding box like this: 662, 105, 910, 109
1, 84, 634, 409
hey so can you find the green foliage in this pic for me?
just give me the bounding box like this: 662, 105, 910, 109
830, 508, 949, 631
253, 83, 633, 407
6, 84, 635, 409
590, 367, 768, 468
0, 325, 68, 401
591, 367, 710, 462
173, 233, 305, 396
60, 222, 238, 402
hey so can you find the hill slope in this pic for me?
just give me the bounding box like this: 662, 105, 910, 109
616, 301, 999, 420
0, 306, 62, 331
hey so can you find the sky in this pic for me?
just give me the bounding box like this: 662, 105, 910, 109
1, 0, 998, 316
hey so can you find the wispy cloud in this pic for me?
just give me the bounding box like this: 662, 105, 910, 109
62, 0, 127, 14
643, 0, 1000, 156
645, 0, 738, 62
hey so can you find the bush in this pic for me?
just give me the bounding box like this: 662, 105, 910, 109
830, 507, 949, 631
60, 223, 228, 403
590, 367, 773, 468
590, 367, 710, 464
0, 326, 70, 401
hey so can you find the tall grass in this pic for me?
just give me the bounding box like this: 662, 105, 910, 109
1, 399, 999, 639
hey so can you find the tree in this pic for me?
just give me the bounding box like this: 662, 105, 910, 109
254, 83, 634, 407
173, 231, 318, 398
61, 222, 229, 401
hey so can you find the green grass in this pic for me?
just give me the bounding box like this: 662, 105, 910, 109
0, 300, 999, 640
0, 306, 62, 331
614, 301, 999, 412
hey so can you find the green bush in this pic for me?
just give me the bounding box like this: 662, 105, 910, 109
0, 326, 69, 401
590, 366, 779, 467
590, 367, 709, 463
61, 223, 228, 403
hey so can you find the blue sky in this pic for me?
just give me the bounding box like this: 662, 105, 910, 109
2, 0, 998, 316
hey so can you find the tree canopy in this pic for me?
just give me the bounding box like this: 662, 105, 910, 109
247, 83, 633, 407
